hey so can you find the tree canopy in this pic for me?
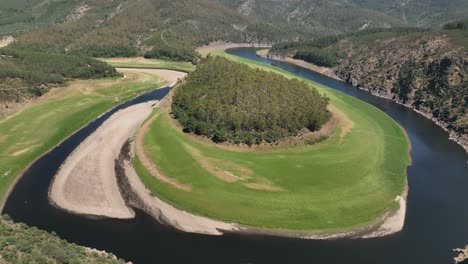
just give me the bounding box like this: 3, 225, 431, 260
172, 56, 330, 145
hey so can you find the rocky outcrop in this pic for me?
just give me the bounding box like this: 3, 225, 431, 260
332, 35, 467, 152
454, 245, 468, 263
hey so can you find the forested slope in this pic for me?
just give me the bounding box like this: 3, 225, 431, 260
0, 215, 125, 263
269, 24, 468, 149
0, 48, 118, 115
2, 0, 467, 61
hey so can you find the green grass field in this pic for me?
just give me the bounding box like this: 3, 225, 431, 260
101, 57, 196, 73
135, 51, 411, 232
255, 49, 269, 57
0, 70, 164, 205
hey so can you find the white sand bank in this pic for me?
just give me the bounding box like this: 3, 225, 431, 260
49, 101, 158, 218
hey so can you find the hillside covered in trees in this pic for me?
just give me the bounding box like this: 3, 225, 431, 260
269, 23, 468, 149
0, 215, 125, 263
172, 56, 330, 145
1, 0, 467, 62
0, 47, 118, 114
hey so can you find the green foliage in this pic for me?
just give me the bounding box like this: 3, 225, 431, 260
144, 46, 199, 63
0, 0, 82, 36
78, 45, 139, 58
0, 47, 119, 103
294, 48, 344, 67
443, 19, 468, 30
172, 56, 330, 145
0, 216, 125, 263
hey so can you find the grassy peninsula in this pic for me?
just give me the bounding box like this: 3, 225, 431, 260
135, 51, 410, 232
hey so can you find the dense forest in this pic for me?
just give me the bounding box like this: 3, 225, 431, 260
0, 47, 118, 106
2, 0, 466, 61
270, 28, 430, 67
172, 56, 330, 145
0, 215, 125, 263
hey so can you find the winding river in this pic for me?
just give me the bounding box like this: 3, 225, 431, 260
3, 48, 468, 264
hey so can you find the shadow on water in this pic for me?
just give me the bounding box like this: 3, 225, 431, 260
3, 49, 468, 264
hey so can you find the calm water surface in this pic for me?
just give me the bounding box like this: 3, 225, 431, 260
3, 48, 468, 264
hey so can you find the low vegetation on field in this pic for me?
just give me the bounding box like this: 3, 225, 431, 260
0, 215, 125, 263
101, 57, 195, 73
136, 52, 410, 231
172, 56, 330, 145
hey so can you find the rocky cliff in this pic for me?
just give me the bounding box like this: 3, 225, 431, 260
268, 30, 467, 151
334, 34, 467, 151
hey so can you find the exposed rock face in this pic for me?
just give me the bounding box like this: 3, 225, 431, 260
454, 245, 468, 263
333, 35, 467, 151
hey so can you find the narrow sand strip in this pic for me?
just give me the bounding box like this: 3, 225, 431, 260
49, 101, 157, 218
49, 68, 186, 218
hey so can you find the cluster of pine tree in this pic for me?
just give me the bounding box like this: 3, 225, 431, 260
0, 47, 119, 103
144, 46, 199, 63
172, 56, 330, 145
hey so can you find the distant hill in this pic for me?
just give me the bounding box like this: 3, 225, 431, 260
1, 0, 467, 58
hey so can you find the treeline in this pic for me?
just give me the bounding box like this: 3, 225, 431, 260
78, 45, 139, 58
293, 48, 343, 67
0, 47, 119, 103
172, 56, 330, 145
0, 48, 119, 85
144, 46, 199, 63
0, 215, 125, 263
443, 19, 468, 30
272, 27, 431, 52
270, 27, 431, 67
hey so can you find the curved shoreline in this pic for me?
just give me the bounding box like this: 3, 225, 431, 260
124, 125, 407, 238
127, 91, 407, 238
120, 47, 409, 239
259, 51, 468, 154
47, 69, 186, 218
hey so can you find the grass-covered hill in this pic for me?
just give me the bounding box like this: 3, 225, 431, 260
172, 56, 330, 145
269, 24, 468, 148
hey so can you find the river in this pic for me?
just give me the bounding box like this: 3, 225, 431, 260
3, 48, 468, 264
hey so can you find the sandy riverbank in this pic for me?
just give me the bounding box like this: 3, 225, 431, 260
49, 101, 156, 218
49, 68, 185, 218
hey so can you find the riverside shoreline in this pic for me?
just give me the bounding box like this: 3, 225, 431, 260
259, 50, 468, 154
